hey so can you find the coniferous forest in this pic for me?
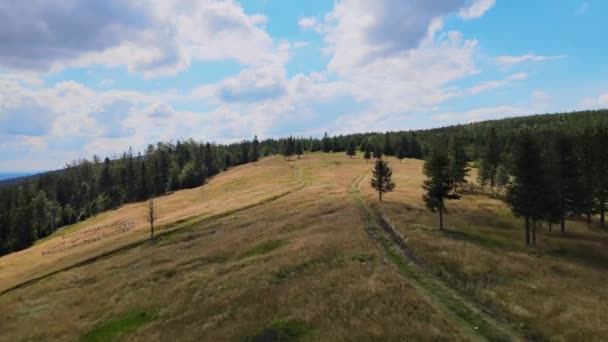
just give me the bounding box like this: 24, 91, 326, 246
1, 109, 607, 256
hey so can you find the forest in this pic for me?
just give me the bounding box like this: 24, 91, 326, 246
0, 109, 607, 256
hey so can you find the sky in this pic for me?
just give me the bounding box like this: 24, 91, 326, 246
0, 0, 607, 172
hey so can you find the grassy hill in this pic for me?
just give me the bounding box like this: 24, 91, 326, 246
1, 153, 607, 341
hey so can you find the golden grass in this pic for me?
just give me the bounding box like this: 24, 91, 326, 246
1, 153, 607, 341
365, 157, 608, 341
0, 153, 462, 341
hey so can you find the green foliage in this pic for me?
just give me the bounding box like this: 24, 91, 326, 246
371, 159, 395, 201
80, 310, 157, 342
447, 135, 469, 192
346, 140, 356, 158
239, 239, 286, 259
423, 148, 460, 229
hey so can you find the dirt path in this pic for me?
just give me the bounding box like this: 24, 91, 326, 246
349, 172, 521, 342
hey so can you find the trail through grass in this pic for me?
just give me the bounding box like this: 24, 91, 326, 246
349, 172, 520, 342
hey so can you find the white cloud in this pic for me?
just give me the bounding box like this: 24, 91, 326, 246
465, 73, 528, 95
582, 92, 608, 109
496, 54, 567, 65
459, 0, 496, 19
0, 0, 282, 77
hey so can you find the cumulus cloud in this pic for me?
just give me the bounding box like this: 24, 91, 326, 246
496, 54, 567, 65
582, 92, 608, 109
0, 0, 281, 77
216, 66, 288, 103
459, 0, 495, 19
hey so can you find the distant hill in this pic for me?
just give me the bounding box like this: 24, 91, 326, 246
0, 173, 32, 181
0, 172, 50, 187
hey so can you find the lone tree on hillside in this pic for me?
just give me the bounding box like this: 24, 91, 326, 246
373, 146, 382, 160
346, 141, 356, 158
364, 145, 372, 163
250, 135, 260, 164
296, 140, 304, 159
322, 132, 331, 153
506, 131, 544, 246
396, 145, 406, 163
423, 148, 460, 230
371, 158, 395, 201
148, 199, 156, 240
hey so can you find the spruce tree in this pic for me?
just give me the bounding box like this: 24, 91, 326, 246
484, 126, 500, 196
373, 146, 382, 160
507, 131, 544, 245
495, 165, 509, 196
594, 125, 608, 228
552, 134, 584, 232
383, 132, 393, 156
346, 141, 356, 158
364, 145, 372, 163
396, 146, 405, 163
296, 140, 304, 159
250, 135, 260, 164
371, 159, 395, 201
422, 148, 460, 230
447, 135, 469, 192
322, 132, 331, 153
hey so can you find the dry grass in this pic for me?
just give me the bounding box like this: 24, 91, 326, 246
365, 157, 608, 341
0, 153, 462, 341
1, 153, 607, 341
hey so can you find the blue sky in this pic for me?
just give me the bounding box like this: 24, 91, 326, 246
0, 0, 606, 171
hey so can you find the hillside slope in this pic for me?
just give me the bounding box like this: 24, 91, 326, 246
1, 153, 607, 341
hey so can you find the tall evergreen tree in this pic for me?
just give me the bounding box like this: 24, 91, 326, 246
371, 159, 395, 201
495, 165, 509, 196
594, 125, 608, 228
484, 126, 500, 196
507, 131, 544, 245
346, 141, 356, 158
447, 135, 469, 192
551, 134, 584, 232
373, 146, 382, 160
383, 132, 393, 156
422, 149, 460, 230
364, 145, 372, 163
250, 135, 260, 164
322, 132, 331, 153
296, 140, 304, 159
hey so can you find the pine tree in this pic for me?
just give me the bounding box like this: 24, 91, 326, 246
383, 132, 393, 156
507, 131, 544, 245
422, 149, 460, 230
495, 165, 509, 196
579, 132, 595, 224
250, 135, 260, 164
322, 132, 331, 153
364, 145, 372, 163
594, 125, 608, 228
485, 126, 500, 196
447, 135, 469, 192
552, 134, 584, 232
373, 146, 382, 160
346, 141, 356, 158
371, 159, 395, 201
477, 159, 491, 194
296, 140, 304, 159
396, 146, 405, 163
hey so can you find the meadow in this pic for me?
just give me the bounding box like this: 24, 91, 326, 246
0, 153, 606, 341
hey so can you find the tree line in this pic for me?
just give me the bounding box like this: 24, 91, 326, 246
1, 109, 607, 255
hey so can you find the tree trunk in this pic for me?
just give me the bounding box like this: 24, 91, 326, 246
379, 190, 383, 202
560, 214, 565, 233
532, 220, 536, 246
601, 203, 605, 228
150, 222, 154, 240
548, 223, 552, 232
439, 206, 444, 230
525, 216, 530, 246
586, 211, 592, 225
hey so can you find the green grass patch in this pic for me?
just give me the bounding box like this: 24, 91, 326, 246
80, 310, 157, 342
244, 319, 312, 342
240, 239, 286, 259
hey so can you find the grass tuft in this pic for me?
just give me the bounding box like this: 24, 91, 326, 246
240, 239, 286, 259
244, 319, 312, 342
80, 310, 157, 342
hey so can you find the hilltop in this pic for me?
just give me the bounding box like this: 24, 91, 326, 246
1, 153, 607, 341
